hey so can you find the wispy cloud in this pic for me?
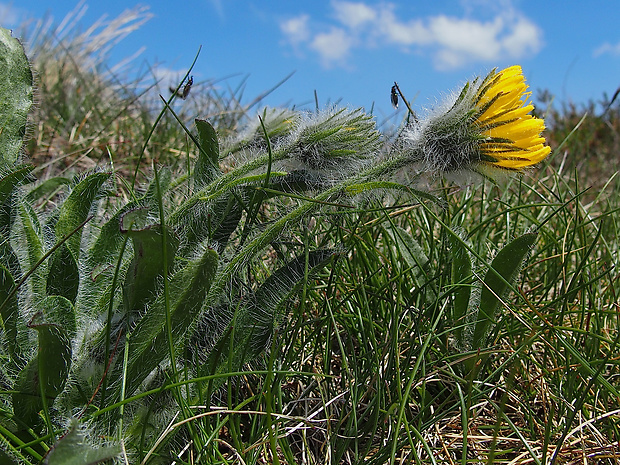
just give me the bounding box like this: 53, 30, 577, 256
279, 1, 544, 70
594, 41, 620, 57
310, 27, 356, 67
280, 14, 311, 45
149, 65, 192, 95
206, 0, 224, 19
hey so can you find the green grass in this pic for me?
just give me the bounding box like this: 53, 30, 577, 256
1, 10, 620, 465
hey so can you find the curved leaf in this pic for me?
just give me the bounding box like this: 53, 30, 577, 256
194, 118, 220, 187
12, 297, 75, 429
121, 208, 179, 316
54, 172, 111, 259
471, 232, 538, 349
123, 247, 218, 396
44, 421, 120, 465
448, 231, 472, 347
46, 243, 79, 303
24, 176, 71, 205
0, 164, 34, 238
0, 28, 33, 167
205, 249, 337, 379
0, 164, 34, 205
0, 262, 19, 359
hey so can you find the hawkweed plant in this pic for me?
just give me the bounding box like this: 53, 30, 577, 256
1, 23, 565, 464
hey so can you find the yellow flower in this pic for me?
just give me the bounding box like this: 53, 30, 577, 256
403, 65, 551, 178
473, 65, 551, 171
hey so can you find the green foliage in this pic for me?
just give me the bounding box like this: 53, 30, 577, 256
0, 165, 34, 245
1, 10, 619, 465
0, 263, 19, 359
472, 231, 538, 349
45, 243, 80, 304
123, 246, 218, 398
0, 24, 352, 463
43, 421, 120, 465
204, 248, 336, 383
0, 28, 33, 168
194, 118, 221, 187
121, 212, 179, 316
448, 229, 472, 345
12, 298, 75, 431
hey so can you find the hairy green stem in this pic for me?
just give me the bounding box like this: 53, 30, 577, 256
206, 151, 420, 304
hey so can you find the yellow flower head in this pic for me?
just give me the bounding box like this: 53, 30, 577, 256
404, 65, 551, 178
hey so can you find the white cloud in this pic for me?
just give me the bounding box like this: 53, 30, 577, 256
149, 65, 192, 96
332, 1, 376, 29
429, 16, 504, 64
279, 1, 544, 70
594, 41, 620, 57
280, 14, 311, 45
310, 27, 355, 67
500, 16, 543, 57
376, 8, 429, 45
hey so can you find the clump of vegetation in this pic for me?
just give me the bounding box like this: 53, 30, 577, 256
538, 87, 620, 189
1, 9, 619, 465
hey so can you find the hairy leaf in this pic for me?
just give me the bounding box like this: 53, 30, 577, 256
12, 298, 75, 429
54, 172, 111, 259
0, 262, 19, 359
194, 118, 220, 187
123, 246, 218, 396
0, 164, 34, 238
471, 232, 538, 349
0, 28, 33, 167
121, 208, 179, 315
46, 243, 79, 303
206, 249, 336, 379
24, 176, 71, 205
44, 421, 120, 465
448, 231, 472, 347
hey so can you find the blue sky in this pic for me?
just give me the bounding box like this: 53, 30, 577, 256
3, 1, 620, 122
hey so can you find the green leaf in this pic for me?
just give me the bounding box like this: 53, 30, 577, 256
12, 297, 75, 429
86, 201, 149, 282
384, 225, 429, 272
0, 236, 21, 282
0, 164, 34, 237
0, 164, 34, 205
121, 208, 179, 315
0, 262, 19, 359
448, 231, 472, 347
24, 176, 71, 204
143, 165, 173, 203
0, 28, 34, 168
54, 172, 111, 259
176, 190, 244, 256
123, 247, 218, 396
383, 224, 438, 310
206, 249, 336, 378
471, 232, 538, 349
211, 195, 244, 246
0, 166, 34, 281
43, 173, 110, 303
0, 449, 20, 465
44, 421, 120, 465
46, 243, 79, 303
17, 201, 45, 294
194, 118, 220, 187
